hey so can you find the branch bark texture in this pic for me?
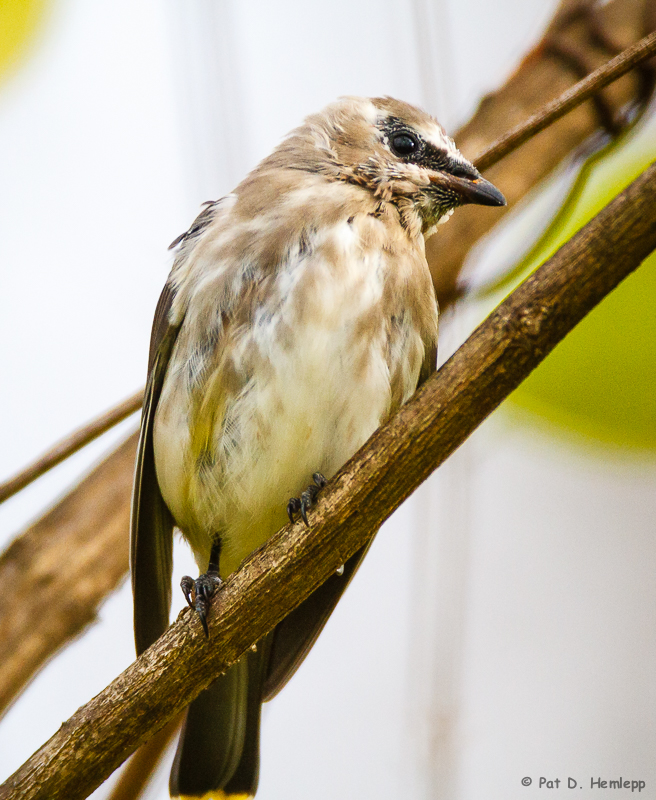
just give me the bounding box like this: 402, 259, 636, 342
105, 716, 181, 800
2, 159, 655, 800
0, 434, 137, 715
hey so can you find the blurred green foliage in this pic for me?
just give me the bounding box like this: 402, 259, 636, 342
491, 110, 656, 452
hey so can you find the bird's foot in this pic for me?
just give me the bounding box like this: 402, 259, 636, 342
287, 472, 327, 527
180, 570, 223, 638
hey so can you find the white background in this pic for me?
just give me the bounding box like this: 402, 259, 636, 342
0, 1, 654, 798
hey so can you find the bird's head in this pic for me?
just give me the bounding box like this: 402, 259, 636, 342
284, 96, 505, 237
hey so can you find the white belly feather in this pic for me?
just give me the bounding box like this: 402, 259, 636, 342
153, 216, 430, 576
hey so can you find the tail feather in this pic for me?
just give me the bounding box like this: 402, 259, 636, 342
222, 640, 271, 797
170, 639, 272, 799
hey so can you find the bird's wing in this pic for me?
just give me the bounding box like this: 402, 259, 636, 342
263, 332, 438, 701
262, 542, 372, 701
418, 337, 437, 389
131, 281, 181, 655
132, 200, 229, 656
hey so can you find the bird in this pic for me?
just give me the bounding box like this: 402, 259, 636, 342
130, 95, 505, 800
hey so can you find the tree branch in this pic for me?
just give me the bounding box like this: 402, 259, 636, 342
0, 391, 142, 505
2, 157, 655, 800
0, 434, 137, 716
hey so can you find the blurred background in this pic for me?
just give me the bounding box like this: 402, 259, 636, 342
0, 1, 655, 798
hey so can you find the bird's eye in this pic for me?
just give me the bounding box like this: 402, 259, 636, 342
390, 132, 420, 158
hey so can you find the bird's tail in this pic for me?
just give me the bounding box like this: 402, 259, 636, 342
170, 638, 271, 800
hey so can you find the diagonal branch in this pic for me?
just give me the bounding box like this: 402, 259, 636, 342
1, 157, 655, 800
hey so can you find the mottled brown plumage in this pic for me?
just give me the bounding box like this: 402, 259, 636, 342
130, 95, 504, 799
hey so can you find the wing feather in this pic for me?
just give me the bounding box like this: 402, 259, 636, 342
418, 337, 437, 389
132, 200, 227, 655
131, 282, 181, 655
262, 543, 371, 701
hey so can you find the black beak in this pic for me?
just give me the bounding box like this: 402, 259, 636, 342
455, 175, 506, 207
435, 172, 506, 207
446, 175, 506, 206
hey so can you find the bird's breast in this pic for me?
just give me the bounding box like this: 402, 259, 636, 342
154, 212, 435, 574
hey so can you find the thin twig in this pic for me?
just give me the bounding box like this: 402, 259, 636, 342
0, 390, 143, 505
1, 158, 654, 800
474, 30, 656, 171
3, 31, 654, 505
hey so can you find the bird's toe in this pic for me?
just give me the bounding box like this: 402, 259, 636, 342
180, 572, 223, 638
288, 472, 327, 527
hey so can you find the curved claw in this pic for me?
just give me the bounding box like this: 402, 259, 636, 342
181, 575, 195, 610
287, 497, 302, 524
287, 472, 328, 527
195, 592, 211, 638
180, 572, 223, 638
300, 489, 314, 527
